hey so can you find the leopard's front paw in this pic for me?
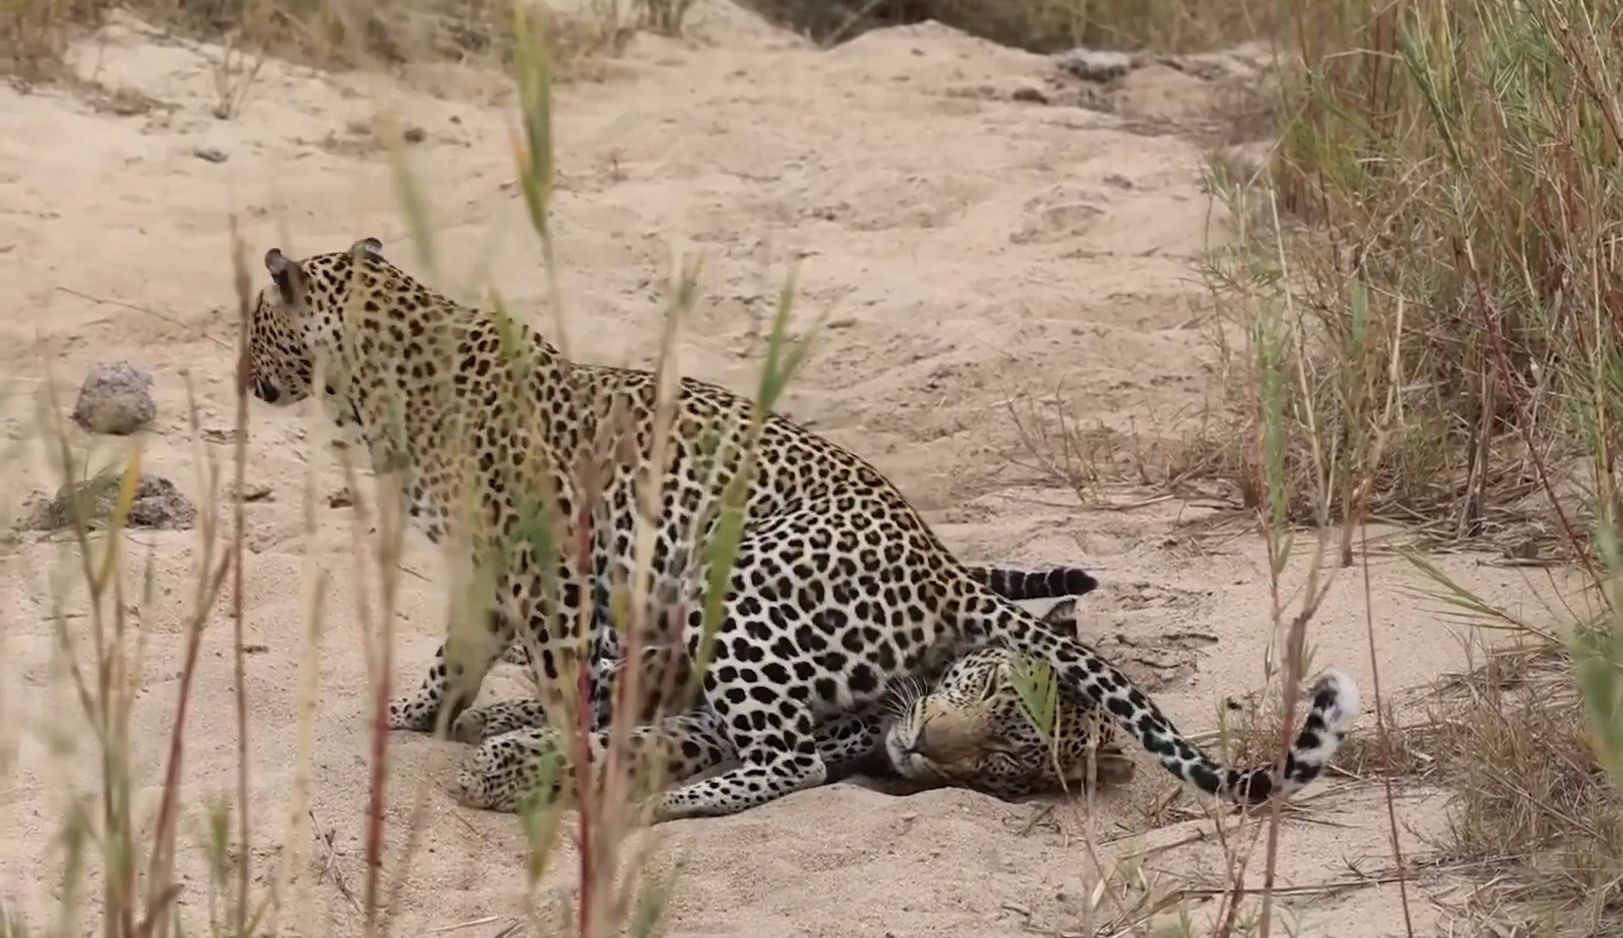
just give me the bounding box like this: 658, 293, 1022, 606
452, 728, 568, 813
450, 707, 488, 744
386, 693, 437, 732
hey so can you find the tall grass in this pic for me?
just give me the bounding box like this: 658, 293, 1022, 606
1209, 0, 1623, 557
1200, 0, 1623, 931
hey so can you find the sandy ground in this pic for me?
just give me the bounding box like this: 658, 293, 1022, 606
0, 5, 1589, 936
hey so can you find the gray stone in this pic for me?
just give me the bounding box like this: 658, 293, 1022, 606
71, 362, 155, 435
22, 473, 196, 531
1053, 48, 1133, 83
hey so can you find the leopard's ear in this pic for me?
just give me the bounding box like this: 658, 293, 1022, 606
265, 248, 300, 304
349, 237, 383, 261
1039, 597, 1077, 629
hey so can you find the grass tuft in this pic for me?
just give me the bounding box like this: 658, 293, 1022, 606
1204, 0, 1623, 561
1448, 651, 1623, 924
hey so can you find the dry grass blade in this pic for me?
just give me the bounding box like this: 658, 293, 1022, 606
309, 809, 363, 915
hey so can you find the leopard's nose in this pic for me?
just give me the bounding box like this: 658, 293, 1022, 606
916, 712, 980, 760
255, 377, 281, 403
916, 721, 946, 758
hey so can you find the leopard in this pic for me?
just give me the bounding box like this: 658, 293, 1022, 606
490, 562, 1102, 696
240, 237, 1363, 822
879, 597, 1138, 799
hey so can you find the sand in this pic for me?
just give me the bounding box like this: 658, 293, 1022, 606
0, 5, 1581, 935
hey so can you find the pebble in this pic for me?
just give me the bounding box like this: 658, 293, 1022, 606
1053, 48, 1133, 83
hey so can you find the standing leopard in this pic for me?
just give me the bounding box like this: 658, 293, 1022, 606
493, 562, 1100, 673
486, 561, 1102, 738
241, 238, 1362, 820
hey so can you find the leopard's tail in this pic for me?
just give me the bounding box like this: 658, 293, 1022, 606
960, 581, 1361, 803
965, 564, 1098, 601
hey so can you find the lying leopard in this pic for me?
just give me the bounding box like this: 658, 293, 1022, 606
241, 238, 1362, 820
488, 595, 1125, 800
880, 597, 1137, 798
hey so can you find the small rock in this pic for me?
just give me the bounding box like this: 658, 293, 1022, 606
327, 487, 355, 508
402, 125, 426, 144
22, 474, 197, 531
193, 146, 228, 163
1011, 86, 1048, 104
1054, 48, 1133, 83
71, 361, 155, 435
230, 482, 274, 503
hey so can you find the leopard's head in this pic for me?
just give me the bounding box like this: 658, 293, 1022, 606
239, 236, 389, 407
